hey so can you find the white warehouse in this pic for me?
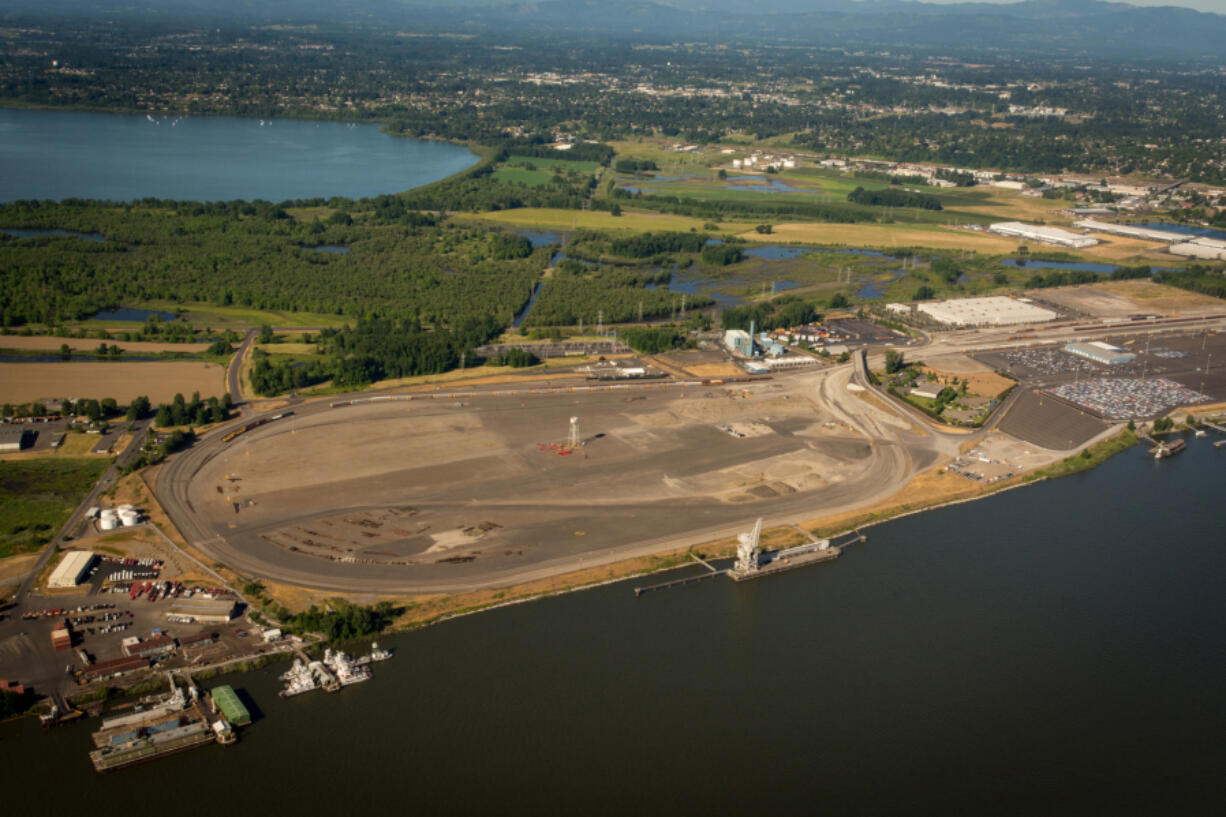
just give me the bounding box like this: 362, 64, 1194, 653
48, 550, 96, 589
989, 221, 1099, 249
917, 296, 1057, 327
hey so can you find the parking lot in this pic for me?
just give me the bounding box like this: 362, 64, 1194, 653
1048, 378, 1210, 420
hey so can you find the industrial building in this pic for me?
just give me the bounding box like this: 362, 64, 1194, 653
1072, 219, 1187, 243
48, 550, 96, 589
0, 427, 33, 453
910, 384, 945, 400
1064, 341, 1137, 365
123, 635, 178, 658
165, 598, 239, 624
82, 655, 149, 682
917, 296, 1058, 327
989, 221, 1099, 249
762, 355, 819, 370
724, 328, 756, 357
757, 333, 786, 357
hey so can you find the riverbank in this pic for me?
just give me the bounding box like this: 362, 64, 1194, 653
241, 426, 1143, 639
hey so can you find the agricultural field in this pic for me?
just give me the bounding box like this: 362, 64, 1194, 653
0, 335, 214, 354
0, 458, 109, 558
0, 361, 226, 404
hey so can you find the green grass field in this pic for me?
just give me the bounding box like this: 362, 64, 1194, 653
0, 458, 110, 559
147, 302, 353, 329
493, 154, 603, 187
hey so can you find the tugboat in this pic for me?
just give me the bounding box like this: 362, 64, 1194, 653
355, 642, 393, 665
324, 649, 371, 687
278, 659, 318, 698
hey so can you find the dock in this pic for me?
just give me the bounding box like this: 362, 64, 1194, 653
633, 524, 867, 594
1148, 437, 1186, 458
88, 672, 237, 772
634, 553, 725, 597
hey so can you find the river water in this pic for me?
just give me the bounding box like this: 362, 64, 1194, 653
0, 109, 478, 202
3, 441, 1224, 814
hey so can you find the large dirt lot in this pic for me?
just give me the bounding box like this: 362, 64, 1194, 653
0, 361, 225, 403
1034, 280, 1226, 318
163, 368, 944, 593
919, 353, 1016, 397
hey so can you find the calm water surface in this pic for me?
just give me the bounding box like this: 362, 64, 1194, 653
0, 108, 478, 202
3, 439, 1224, 814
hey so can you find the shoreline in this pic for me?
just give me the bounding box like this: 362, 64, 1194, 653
0, 425, 1175, 720
250, 425, 1143, 636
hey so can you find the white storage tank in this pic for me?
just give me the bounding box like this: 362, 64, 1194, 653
118, 509, 140, 527
99, 511, 119, 531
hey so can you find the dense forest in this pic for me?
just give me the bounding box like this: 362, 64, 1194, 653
0, 201, 546, 326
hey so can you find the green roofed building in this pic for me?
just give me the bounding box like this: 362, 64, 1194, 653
211, 685, 251, 727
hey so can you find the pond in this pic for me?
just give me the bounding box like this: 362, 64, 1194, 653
1125, 222, 1226, 242
518, 230, 564, 248
1000, 258, 1181, 275
90, 308, 178, 323
2, 228, 105, 242
298, 245, 350, 255
855, 269, 909, 300
0, 108, 479, 202
511, 283, 544, 329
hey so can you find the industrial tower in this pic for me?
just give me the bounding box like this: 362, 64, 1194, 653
567, 416, 580, 450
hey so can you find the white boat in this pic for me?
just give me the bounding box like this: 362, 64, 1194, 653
323, 649, 371, 686
278, 660, 318, 697
355, 642, 392, 665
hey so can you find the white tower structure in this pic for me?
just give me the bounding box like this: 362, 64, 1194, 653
733, 518, 763, 574
567, 416, 580, 450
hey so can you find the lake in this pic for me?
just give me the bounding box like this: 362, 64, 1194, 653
2, 437, 1225, 814
0, 108, 479, 203
1126, 221, 1226, 242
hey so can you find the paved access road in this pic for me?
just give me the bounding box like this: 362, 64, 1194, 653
14, 419, 150, 605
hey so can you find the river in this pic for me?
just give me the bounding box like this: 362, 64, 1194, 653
0, 108, 478, 202
3, 436, 1223, 813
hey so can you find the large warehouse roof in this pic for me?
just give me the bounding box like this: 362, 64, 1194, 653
1065, 341, 1137, 365
989, 221, 1099, 249
916, 296, 1058, 327
48, 550, 95, 589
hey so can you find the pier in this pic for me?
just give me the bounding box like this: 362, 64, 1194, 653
633, 553, 725, 597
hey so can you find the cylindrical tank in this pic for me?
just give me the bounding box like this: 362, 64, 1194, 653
118, 509, 140, 527
99, 514, 119, 531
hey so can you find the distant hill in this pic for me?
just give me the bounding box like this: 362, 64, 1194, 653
6, 0, 1226, 59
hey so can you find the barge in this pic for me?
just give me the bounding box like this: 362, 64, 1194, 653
88, 673, 236, 772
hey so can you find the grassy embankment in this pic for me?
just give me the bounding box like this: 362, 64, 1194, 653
0, 458, 109, 559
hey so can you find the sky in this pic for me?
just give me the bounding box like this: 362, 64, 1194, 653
917, 0, 1226, 12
